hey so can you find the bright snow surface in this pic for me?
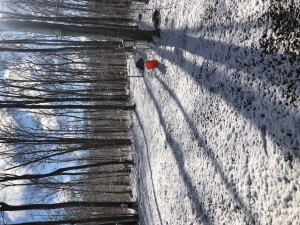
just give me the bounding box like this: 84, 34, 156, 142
129, 0, 299, 224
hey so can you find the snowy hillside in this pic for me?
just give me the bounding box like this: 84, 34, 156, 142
129, 0, 299, 224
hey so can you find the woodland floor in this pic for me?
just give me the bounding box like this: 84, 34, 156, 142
128, 0, 299, 224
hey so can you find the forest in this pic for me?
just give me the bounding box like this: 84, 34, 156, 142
0, 0, 156, 224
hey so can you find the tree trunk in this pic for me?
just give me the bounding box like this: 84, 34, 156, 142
0, 160, 134, 182
0, 103, 136, 110
0, 201, 138, 211
4, 216, 138, 225
0, 20, 160, 41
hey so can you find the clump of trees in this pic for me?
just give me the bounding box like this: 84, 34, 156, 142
0, 0, 151, 224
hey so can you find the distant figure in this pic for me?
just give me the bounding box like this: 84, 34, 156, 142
138, 13, 143, 21
125, 0, 132, 6
135, 58, 145, 71
152, 9, 160, 29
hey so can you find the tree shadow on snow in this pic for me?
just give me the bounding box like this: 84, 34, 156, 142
156, 29, 300, 158
132, 110, 164, 225
142, 78, 215, 225
143, 75, 258, 224
158, 63, 167, 74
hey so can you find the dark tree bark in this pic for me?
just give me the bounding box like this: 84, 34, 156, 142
0, 201, 138, 211
0, 20, 160, 42
0, 160, 134, 182
4, 215, 138, 225
0, 102, 136, 110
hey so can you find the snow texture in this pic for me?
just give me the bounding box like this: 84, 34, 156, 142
129, 0, 300, 224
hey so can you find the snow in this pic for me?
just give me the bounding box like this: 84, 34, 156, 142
129, 0, 299, 224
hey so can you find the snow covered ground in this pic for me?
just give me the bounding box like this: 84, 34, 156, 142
128, 0, 299, 224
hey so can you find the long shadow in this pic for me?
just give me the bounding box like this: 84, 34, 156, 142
132, 110, 163, 225
142, 76, 261, 224
160, 29, 299, 87
156, 30, 300, 157
150, 75, 258, 224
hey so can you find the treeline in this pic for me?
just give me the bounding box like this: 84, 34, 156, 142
0, 0, 154, 224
